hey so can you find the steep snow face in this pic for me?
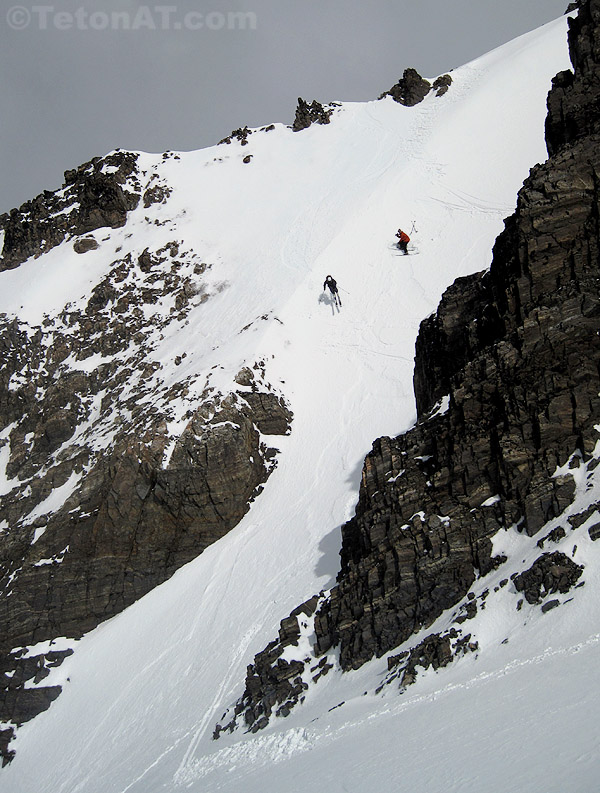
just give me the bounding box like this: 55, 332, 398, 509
1, 15, 583, 793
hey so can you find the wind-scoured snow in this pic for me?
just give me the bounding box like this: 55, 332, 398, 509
3, 15, 591, 793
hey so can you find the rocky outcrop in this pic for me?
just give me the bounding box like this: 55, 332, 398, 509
218, 0, 600, 732
1, 644, 73, 764
546, 0, 600, 155
432, 74, 453, 97
219, 125, 253, 145
214, 595, 324, 737
72, 236, 99, 254
1, 394, 284, 642
380, 630, 477, 691
218, 124, 275, 146
0, 151, 141, 271
513, 551, 583, 604
0, 232, 292, 763
0, 388, 287, 763
292, 98, 338, 131
379, 68, 452, 106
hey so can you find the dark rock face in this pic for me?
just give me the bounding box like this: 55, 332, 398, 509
0, 644, 72, 761
219, 0, 600, 731
0, 227, 292, 762
1, 396, 282, 645
218, 123, 275, 150
313, 414, 512, 670
214, 595, 324, 738
0, 368, 291, 762
379, 69, 452, 106
513, 551, 583, 604
588, 522, 600, 540
0, 151, 141, 271
546, 1, 600, 155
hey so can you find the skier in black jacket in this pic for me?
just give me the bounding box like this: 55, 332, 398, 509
323, 275, 341, 307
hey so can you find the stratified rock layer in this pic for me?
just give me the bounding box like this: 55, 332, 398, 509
0, 172, 292, 763
546, 0, 600, 154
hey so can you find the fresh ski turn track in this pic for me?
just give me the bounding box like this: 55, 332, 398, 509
3, 16, 593, 793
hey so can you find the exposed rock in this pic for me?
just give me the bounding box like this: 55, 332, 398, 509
73, 236, 99, 254
213, 595, 322, 737
432, 74, 453, 96
143, 183, 171, 208
541, 598, 561, 612
0, 645, 74, 762
239, 391, 293, 435
568, 503, 599, 528
0, 232, 293, 762
0, 150, 140, 271
0, 730, 14, 767
389, 632, 453, 688
379, 68, 432, 106
380, 69, 451, 105
537, 526, 567, 548
546, 1, 600, 155
0, 372, 291, 760
455, 599, 478, 624
513, 551, 584, 604
219, 126, 253, 145
292, 98, 336, 131
588, 522, 600, 540
234, 367, 255, 387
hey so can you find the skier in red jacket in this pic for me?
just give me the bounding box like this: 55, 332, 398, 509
395, 228, 410, 254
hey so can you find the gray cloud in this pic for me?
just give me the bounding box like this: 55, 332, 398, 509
1, 0, 568, 213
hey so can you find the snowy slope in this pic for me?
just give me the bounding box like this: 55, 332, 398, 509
1, 15, 586, 793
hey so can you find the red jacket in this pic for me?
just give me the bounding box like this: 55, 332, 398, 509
397, 230, 410, 243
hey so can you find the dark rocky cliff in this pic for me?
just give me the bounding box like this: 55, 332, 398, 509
0, 160, 292, 764
0, 152, 141, 272
216, 0, 600, 734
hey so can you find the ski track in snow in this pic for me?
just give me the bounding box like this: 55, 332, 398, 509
175, 630, 600, 790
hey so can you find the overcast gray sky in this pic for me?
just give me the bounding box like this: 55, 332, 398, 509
1, 0, 569, 214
